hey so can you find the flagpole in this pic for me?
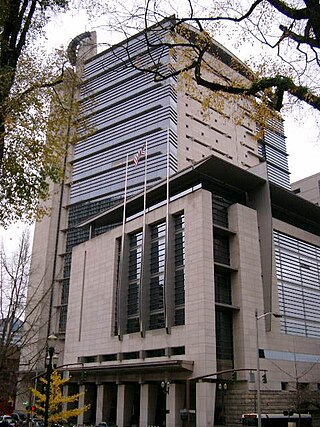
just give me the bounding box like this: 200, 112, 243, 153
164, 128, 170, 333
117, 154, 129, 339
139, 141, 148, 336
143, 141, 148, 215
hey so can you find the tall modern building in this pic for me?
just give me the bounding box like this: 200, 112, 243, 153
19, 20, 320, 427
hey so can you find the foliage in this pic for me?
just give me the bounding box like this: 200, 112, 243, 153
31, 370, 90, 423
0, 52, 79, 228
0, 0, 81, 227
106, 0, 320, 117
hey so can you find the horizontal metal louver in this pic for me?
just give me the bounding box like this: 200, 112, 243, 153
274, 230, 320, 338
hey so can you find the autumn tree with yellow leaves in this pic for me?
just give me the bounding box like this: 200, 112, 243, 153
31, 370, 89, 424
0, 0, 101, 228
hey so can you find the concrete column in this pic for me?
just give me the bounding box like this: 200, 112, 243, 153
96, 384, 104, 424
117, 384, 134, 427
139, 384, 157, 427
167, 383, 185, 427
77, 385, 86, 426
196, 382, 216, 427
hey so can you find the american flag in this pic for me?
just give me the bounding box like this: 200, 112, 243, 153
133, 146, 146, 166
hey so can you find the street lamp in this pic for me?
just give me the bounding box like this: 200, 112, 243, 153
44, 334, 58, 427
161, 381, 170, 394
255, 311, 282, 427
161, 381, 170, 427
218, 383, 228, 424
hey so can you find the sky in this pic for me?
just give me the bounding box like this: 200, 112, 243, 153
43, 6, 320, 184
1, 4, 320, 251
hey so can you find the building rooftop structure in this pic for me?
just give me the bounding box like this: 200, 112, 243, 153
291, 172, 320, 206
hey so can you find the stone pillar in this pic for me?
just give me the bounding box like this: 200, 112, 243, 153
117, 384, 134, 427
196, 382, 216, 427
167, 383, 185, 427
139, 384, 157, 427
96, 384, 104, 424
77, 385, 86, 426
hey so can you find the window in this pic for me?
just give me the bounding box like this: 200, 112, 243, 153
123, 351, 140, 360
216, 310, 234, 363
114, 238, 121, 335
214, 236, 230, 265
174, 214, 185, 326
127, 231, 143, 333
122, 214, 185, 333
149, 222, 166, 330
211, 187, 243, 228
171, 346, 185, 355
215, 271, 231, 305
146, 348, 166, 358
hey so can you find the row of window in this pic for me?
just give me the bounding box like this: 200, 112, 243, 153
78, 346, 185, 364
59, 198, 118, 332
118, 213, 185, 335
212, 190, 235, 369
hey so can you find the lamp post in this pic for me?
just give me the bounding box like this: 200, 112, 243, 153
255, 311, 282, 427
161, 381, 170, 427
43, 334, 57, 427
218, 383, 228, 424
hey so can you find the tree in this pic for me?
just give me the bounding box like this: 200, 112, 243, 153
31, 370, 90, 423
0, 229, 55, 406
0, 0, 87, 227
268, 357, 320, 416
109, 0, 320, 116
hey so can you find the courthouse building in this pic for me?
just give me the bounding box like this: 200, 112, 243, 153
19, 20, 320, 427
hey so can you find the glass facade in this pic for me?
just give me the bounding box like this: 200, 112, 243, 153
212, 188, 241, 370
59, 198, 118, 332
174, 214, 185, 326
115, 213, 186, 335
127, 231, 143, 334
149, 222, 166, 330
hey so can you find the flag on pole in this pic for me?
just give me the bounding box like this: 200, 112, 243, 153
133, 146, 146, 166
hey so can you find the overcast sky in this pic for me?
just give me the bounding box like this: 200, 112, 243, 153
44, 7, 320, 184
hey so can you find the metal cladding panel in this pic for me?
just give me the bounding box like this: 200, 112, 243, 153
264, 128, 287, 152
80, 73, 163, 115
266, 164, 291, 190
257, 118, 290, 189
264, 146, 289, 171
274, 230, 320, 338
70, 157, 170, 204
72, 129, 171, 181
75, 112, 171, 160
79, 84, 170, 132
71, 25, 177, 206
82, 26, 170, 80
